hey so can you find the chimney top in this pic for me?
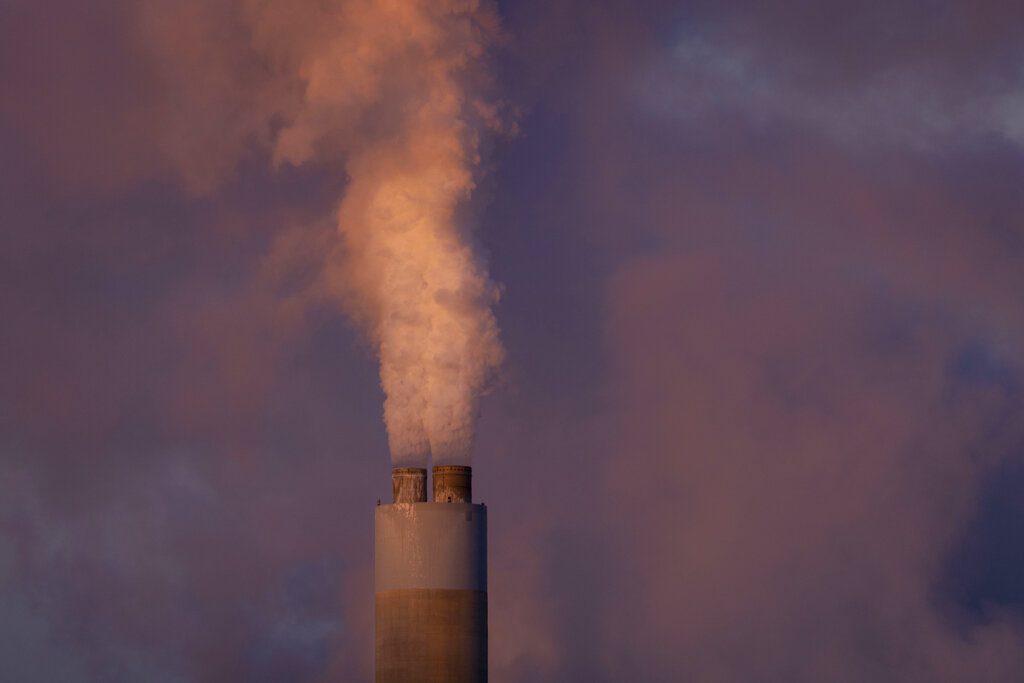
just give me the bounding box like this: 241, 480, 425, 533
391, 467, 427, 503
433, 465, 471, 503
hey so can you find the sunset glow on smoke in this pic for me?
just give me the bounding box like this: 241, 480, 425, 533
270, 0, 506, 464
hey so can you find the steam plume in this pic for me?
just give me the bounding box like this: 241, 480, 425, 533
271, 0, 506, 464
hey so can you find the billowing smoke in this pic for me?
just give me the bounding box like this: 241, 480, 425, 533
330, 139, 505, 464
137, 0, 507, 464
278, 0, 508, 465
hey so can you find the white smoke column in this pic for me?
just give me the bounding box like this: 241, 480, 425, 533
271, 0, 506, 464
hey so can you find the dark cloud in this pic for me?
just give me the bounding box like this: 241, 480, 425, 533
2, 1, 1024, 681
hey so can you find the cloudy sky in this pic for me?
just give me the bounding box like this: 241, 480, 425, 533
2, 1, 1024, 681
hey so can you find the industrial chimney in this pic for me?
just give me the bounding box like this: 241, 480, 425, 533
375, 465, 487, 682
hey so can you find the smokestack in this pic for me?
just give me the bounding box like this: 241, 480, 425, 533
392, 467, 427, 503
375, 466, 487, 682
433, 465, 472, 503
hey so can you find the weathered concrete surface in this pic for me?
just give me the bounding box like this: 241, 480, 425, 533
375, 589, 487, 683
392, 468, 428, 503
432, 465, 472, 503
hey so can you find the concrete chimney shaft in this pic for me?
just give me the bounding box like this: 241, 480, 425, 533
376, 465, 486, 682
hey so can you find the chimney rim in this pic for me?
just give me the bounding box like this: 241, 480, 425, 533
432, 465, 472, 474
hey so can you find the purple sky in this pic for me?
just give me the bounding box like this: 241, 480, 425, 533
3, 1, 1024, 681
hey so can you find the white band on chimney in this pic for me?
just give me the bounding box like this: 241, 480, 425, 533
375, 503, 487, 592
